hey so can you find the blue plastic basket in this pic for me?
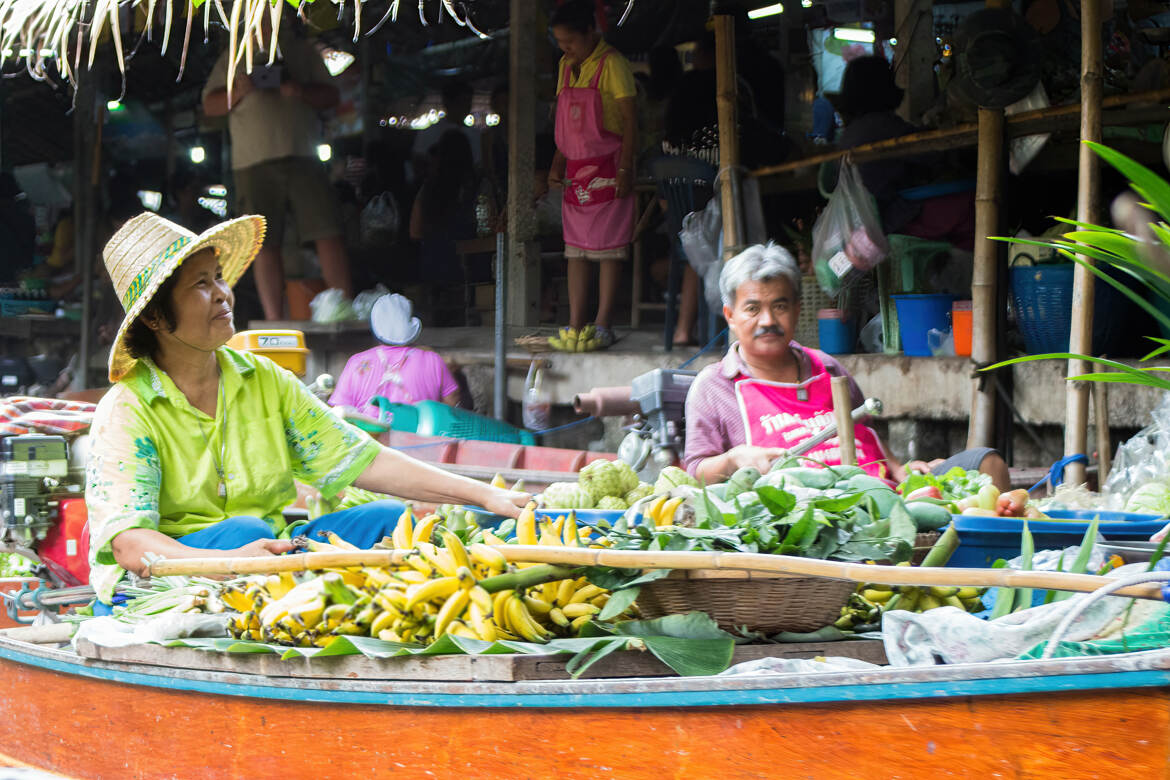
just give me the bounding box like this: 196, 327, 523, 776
372, 398, 536, 445
1010, 264, 1133, 355
946, 509, 1166, 569
891, 294, 954, 356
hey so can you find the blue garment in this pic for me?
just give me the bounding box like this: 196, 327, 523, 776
177, 500, 407, 550
93, 500, 406, 609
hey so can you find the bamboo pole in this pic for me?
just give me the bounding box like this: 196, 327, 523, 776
714, 14, 745, 260
830, 376, 856, 465
749, 87, 1170, 179
1064, 0, 1104, 487
967, 107, 1004, 449
147, 548, 1164, 601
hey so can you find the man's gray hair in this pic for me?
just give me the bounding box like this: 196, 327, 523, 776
719, 242, 803, 309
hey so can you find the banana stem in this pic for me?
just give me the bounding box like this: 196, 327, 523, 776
479, 564, 577, 594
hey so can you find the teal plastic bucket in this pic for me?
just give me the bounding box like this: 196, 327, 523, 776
891, 294, 955, 356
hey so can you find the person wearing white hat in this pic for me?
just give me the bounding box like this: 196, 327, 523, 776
84, 213, 528, 609
328, 293, 462, 419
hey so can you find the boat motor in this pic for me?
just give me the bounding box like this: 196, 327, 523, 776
574, 368, 696, 476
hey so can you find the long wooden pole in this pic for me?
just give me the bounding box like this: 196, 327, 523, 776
506, 1, 539, 326
714, 14, 744, 260
749, 88, 1170, 179
147, 547, 1164, 601
1064, 0, 1104, 487
1094, 361, 1111, 481
831, 376, 856, 465
967, 107, 1004, 449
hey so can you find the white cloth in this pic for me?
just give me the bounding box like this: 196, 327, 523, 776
72, 613, 229, 650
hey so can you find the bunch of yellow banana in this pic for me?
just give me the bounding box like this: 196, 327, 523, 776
547, 325, 602, 353
641, 495, 687, 527
223, 504, 630, 648
883, 584, 986, 614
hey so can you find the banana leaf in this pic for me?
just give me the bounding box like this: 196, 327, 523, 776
160, 612, 737, 678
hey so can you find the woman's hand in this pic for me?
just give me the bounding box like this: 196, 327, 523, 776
480, 488, 532, 519
234, 538, 296, 557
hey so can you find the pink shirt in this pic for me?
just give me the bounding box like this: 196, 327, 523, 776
682, 342, 863, 476
329, 346, 459, 418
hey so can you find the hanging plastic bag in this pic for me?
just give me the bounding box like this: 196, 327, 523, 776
811, 161, 889, 295
352, 283, 391, 320
360, 192, 399, 248
679, 195, 724, 314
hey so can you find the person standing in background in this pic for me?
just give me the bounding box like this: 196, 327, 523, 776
547, 0, 638, 350
202, 17, 354, 321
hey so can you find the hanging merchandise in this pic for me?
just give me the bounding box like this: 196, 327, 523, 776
522, 360, 551, 432
812, 161, 889, 295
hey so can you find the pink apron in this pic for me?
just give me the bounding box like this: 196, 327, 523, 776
733, 348, 890, 480
555, 50, 636, 251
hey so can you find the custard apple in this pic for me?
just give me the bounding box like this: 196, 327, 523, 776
612, 460, 640, 494
597, 495, 629, 510
578, 460, 626, 501
653, 466, 699, 496
625, 483, 653, 504
542, 482, 595, 509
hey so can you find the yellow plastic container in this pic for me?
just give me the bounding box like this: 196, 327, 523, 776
227, 330, 309, 376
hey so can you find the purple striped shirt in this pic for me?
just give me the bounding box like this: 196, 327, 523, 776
682, 342, 864, 475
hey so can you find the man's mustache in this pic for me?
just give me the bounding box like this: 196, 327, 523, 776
752, 325, 785, 339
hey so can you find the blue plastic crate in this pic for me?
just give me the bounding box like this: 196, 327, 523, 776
947, 509, 1166, 569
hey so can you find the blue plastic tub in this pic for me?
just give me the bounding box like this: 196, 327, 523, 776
891, 294, 954, 356
817, 315, 854, 354
947, 509, 1167, 569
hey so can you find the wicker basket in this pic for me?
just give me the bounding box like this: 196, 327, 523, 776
795, 275, 838, 348
636, 569, 856, 634
514, 334, 555, 354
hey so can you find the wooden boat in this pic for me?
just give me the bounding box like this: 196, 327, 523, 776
0, 633, 1167, 778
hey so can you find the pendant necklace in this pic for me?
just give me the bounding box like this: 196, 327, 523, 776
195, 379, 229, 499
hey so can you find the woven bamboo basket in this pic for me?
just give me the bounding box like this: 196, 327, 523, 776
635, 569, 855, 634
912, 531, 941, 565
794, 274, 838, 348
514, 334, 555, 354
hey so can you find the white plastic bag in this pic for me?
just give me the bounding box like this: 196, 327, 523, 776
309, 288, 357, 323
360, 192, 399, 248
352, 284, 391, 320
812, 161, 889, 295
679, 195, 724, 314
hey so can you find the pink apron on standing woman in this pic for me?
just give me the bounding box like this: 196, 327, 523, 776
733, 348, 891, 480
555, 50, 636, 251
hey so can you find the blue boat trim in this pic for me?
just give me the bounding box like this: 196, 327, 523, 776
2, 643, 1169, 708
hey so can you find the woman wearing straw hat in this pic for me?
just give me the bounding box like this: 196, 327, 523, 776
85, 213, 530, 610
328, 293, 462, 420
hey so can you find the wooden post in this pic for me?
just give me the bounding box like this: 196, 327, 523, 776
506, 0, 540, 326
893, 0, 935, 124
71, 71, 97, 392
714, 14, 744, 260
966, 107, 1004, 449
831, 376, 857, 466
1093, 362, 1111, 483
1063, 0, 1104, 486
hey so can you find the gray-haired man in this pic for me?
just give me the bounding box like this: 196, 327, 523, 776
682, 243, 1008, 489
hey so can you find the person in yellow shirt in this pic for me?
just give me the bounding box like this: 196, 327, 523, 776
547, 0, 637, 349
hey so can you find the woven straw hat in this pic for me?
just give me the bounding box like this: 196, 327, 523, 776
103, 212, 266, 382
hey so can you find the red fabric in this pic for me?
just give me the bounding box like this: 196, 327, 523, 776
733, 349, 890, 480
0, 396, 96, 436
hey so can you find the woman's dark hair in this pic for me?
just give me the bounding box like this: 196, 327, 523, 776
123, 269, 182, 359
836, 55, 904, 122
550, 0, 597, 35
419, 129, 476, 235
